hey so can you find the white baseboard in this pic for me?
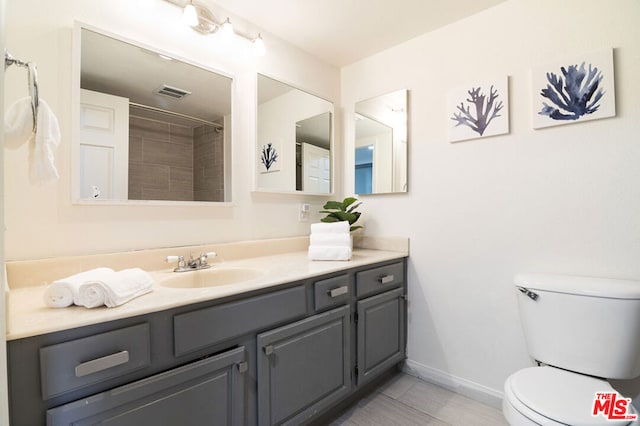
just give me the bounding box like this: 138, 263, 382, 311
402, 359, 504, 409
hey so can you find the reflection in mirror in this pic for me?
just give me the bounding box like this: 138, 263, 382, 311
77, 27, 232, 203
354, 89, 408, 195
257, 74, 333, 194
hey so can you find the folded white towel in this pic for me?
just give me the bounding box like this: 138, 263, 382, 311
310, 221, 350, 234
43, 267, 115, 308
78, 268, 154, 308
308, 245, 352, 261
309, 233, 351, 247
4, 96, 60, 184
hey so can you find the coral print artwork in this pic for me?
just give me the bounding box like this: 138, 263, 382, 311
447, 77, 509, 142
532, 48, 615, 129
260, 141, 280, 173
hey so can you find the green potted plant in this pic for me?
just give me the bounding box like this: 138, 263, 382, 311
319, 197, 362, 232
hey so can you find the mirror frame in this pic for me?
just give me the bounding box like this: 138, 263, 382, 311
71, 22, 235, 206
254, 73, 335, 196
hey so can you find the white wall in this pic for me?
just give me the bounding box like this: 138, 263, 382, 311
342, 0, 640, 403
3, 0, 340, 260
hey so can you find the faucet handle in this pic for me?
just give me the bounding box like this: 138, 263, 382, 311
166, 255, 186, 270
200, 252, 217, 265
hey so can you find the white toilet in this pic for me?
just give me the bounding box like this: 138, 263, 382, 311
503, 273, 640, 425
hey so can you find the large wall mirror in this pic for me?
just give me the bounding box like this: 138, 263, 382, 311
75, 27, 232, 203
256, 74, 333, 194
355, 89, 408, 194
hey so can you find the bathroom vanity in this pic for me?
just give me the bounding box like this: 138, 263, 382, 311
5, 240, 407, 425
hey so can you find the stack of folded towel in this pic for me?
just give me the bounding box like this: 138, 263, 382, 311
308, 221, 352, 261
43, 267, 154, 309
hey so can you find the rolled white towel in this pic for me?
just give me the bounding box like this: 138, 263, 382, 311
308, 245, 352, 261
310, 221, 350, 234
43, 267, 115, 308
309, 233, 351, 247
78, 268, 154, 308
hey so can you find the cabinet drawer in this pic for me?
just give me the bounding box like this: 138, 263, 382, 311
39, 323, 150, 400
314, 274, 350, 311
356, 262, 404, 298
47, 346, 246, 426
174, 285, 307, 356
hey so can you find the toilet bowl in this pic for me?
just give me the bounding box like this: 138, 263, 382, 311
503, 366, 639, 426
504, 273, 640, 425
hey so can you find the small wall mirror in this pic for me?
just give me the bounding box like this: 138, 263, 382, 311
75, 27, 232, 203
355, 89, 408, 194
256, 74, 333, 194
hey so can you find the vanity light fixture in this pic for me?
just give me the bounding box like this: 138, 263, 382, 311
178, 1, 266, 56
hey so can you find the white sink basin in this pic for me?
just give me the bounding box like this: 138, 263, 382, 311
159, 267, 263, 289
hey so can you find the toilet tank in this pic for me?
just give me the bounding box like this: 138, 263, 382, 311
515, 273, 640, 379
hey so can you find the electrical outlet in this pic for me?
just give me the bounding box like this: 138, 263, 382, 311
298, 203, 310, 222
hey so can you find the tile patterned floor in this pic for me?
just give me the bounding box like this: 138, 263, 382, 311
330, 373, 508, 426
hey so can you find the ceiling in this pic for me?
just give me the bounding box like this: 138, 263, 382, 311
209, 0, 507, 67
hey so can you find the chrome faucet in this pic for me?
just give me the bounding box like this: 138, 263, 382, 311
166, 252, 217, 272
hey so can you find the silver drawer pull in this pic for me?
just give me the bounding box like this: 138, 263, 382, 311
378, 275, 394, 284
328, 286, 348, 298
237, 361, 248, 373
263, 345, 274, 356
75, 350, 130, 377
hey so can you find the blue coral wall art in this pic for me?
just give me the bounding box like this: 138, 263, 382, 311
448, 77, 510, 143
532, 48, 615, 129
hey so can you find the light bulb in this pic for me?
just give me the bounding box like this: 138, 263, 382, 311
253, 34, 266, 56
182, 3, 198, 27
220, 17, 234, 43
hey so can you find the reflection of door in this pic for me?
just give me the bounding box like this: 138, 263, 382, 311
79, 89, 129, 199
301, 143, 330, 193
355, 146, 373, 194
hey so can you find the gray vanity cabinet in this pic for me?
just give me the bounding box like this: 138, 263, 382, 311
256, 305, 351, 426
356, 287, 406, 385
7, 257, 407, 426
354, 261, 406, 386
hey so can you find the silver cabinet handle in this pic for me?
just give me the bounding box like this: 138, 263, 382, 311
328, 286, 348, 298
75, 350, 130, 377
237, 361, 248, 373
263, 345, 274, 356
378, 275, 394, 284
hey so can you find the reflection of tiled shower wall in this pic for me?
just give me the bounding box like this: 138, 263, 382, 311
129, 116, 224, 202
129, 116, 194, 201
194, 124, 224, 202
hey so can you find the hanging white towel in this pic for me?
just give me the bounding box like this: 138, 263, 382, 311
4, 96, 60, 184
77, 268, 154, 308
43, 267, 115, 308
310, 221, 350, 234
4, 96, 34, 149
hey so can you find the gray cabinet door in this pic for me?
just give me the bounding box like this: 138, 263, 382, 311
357, 287, 406, 386
257, 305, 351, 426
46, 346, 246, 426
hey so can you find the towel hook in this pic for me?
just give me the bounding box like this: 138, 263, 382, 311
4, 49, 39, 133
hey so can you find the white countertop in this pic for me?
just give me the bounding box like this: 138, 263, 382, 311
7, 248, 406, 340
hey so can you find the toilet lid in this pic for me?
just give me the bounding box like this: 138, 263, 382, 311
509, 367, 634, 426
